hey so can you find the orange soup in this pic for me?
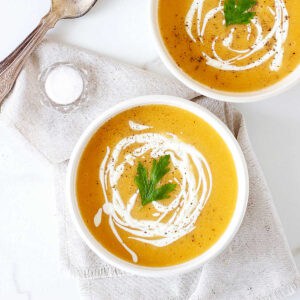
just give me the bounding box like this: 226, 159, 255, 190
76, 105, 238, 266
158, 0, 300, 92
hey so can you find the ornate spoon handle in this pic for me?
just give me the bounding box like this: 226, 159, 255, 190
0, 12, 58, 104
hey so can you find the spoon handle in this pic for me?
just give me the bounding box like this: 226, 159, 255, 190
0, 11, 58, 105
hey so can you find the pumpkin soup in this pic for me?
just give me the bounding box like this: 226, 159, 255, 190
158, 0, 300, 92
76, 105, 238, 267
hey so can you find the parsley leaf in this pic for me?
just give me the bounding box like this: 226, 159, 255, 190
224, 0, 257, 26
134, 155, 177, 206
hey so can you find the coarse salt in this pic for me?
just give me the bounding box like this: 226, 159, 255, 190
44, 64, 84, 105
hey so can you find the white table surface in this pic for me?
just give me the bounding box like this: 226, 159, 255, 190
0, 1, 300, 299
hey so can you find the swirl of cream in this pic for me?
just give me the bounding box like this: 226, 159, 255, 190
94, 121, 212, 263
185, 0, 289, 71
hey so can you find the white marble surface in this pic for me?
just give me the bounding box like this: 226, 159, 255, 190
0, 0, 300, 299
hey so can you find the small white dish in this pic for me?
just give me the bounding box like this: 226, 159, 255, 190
39, 62, 88, 113
67, 95, 249, 276
150, 0, 300, 103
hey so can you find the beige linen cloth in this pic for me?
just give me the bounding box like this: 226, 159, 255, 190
1, 40, 300, 299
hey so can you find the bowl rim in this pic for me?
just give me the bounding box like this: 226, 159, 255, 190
66, 95, 249, 277
149, 0, 300, 103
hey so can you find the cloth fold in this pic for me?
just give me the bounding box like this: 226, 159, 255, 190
1, 40, 299, 299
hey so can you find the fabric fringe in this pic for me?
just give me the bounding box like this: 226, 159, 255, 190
74, 266, 125, 279
262, 276, 300, 300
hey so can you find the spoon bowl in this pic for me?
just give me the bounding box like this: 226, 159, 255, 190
52, 0, 98, 19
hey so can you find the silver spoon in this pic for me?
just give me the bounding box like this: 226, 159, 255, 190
0, 0, 98, 104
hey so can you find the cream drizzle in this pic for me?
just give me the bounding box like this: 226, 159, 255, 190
185, 0, 289, 72
94, 121, 212, 263
129, 120, 152, 131
94, 208, 102, 227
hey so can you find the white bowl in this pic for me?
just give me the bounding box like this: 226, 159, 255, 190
67, 95, 249, 276
150, 0, 300, 103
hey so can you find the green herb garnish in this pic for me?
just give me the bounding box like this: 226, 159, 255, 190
224, 0, 257, 26
135, 155, 177, 206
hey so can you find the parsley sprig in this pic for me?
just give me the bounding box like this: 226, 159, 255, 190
135, 155, 177, 206
224, 0, 257, 26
